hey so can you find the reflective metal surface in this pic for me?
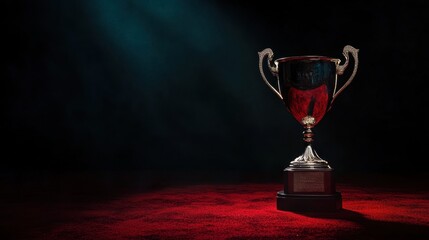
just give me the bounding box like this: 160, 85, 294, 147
258, 45, 359, 169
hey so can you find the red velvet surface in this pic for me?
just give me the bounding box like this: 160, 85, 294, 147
2, 176, 429, 239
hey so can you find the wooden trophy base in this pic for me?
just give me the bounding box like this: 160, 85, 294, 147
276, 167, 342, 212
277, 191, 342, 212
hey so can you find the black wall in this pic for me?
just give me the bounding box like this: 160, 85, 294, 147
4, 1, 429, 179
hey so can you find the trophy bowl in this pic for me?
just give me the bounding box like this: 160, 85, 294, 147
258, 45, 359, 211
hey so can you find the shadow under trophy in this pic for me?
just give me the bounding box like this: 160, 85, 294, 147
258, 45, 359, 212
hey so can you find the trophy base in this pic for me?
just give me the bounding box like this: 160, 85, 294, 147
277, 166, 342, 212
277, 191, 342, 212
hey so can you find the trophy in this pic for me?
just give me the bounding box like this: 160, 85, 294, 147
258, 45, 359, 211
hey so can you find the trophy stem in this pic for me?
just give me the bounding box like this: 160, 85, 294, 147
288, 120, 330, 169
303, 125, 314, 144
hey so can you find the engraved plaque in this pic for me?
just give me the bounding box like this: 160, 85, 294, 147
293, 172, 325, 192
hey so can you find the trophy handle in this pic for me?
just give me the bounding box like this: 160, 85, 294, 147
258, 48, 283, 100
333, 45, 359, 101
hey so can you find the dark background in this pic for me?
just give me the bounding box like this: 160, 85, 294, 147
3, 0, 429, 183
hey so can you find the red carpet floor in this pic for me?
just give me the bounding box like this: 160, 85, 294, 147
2, 174, 429, 239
